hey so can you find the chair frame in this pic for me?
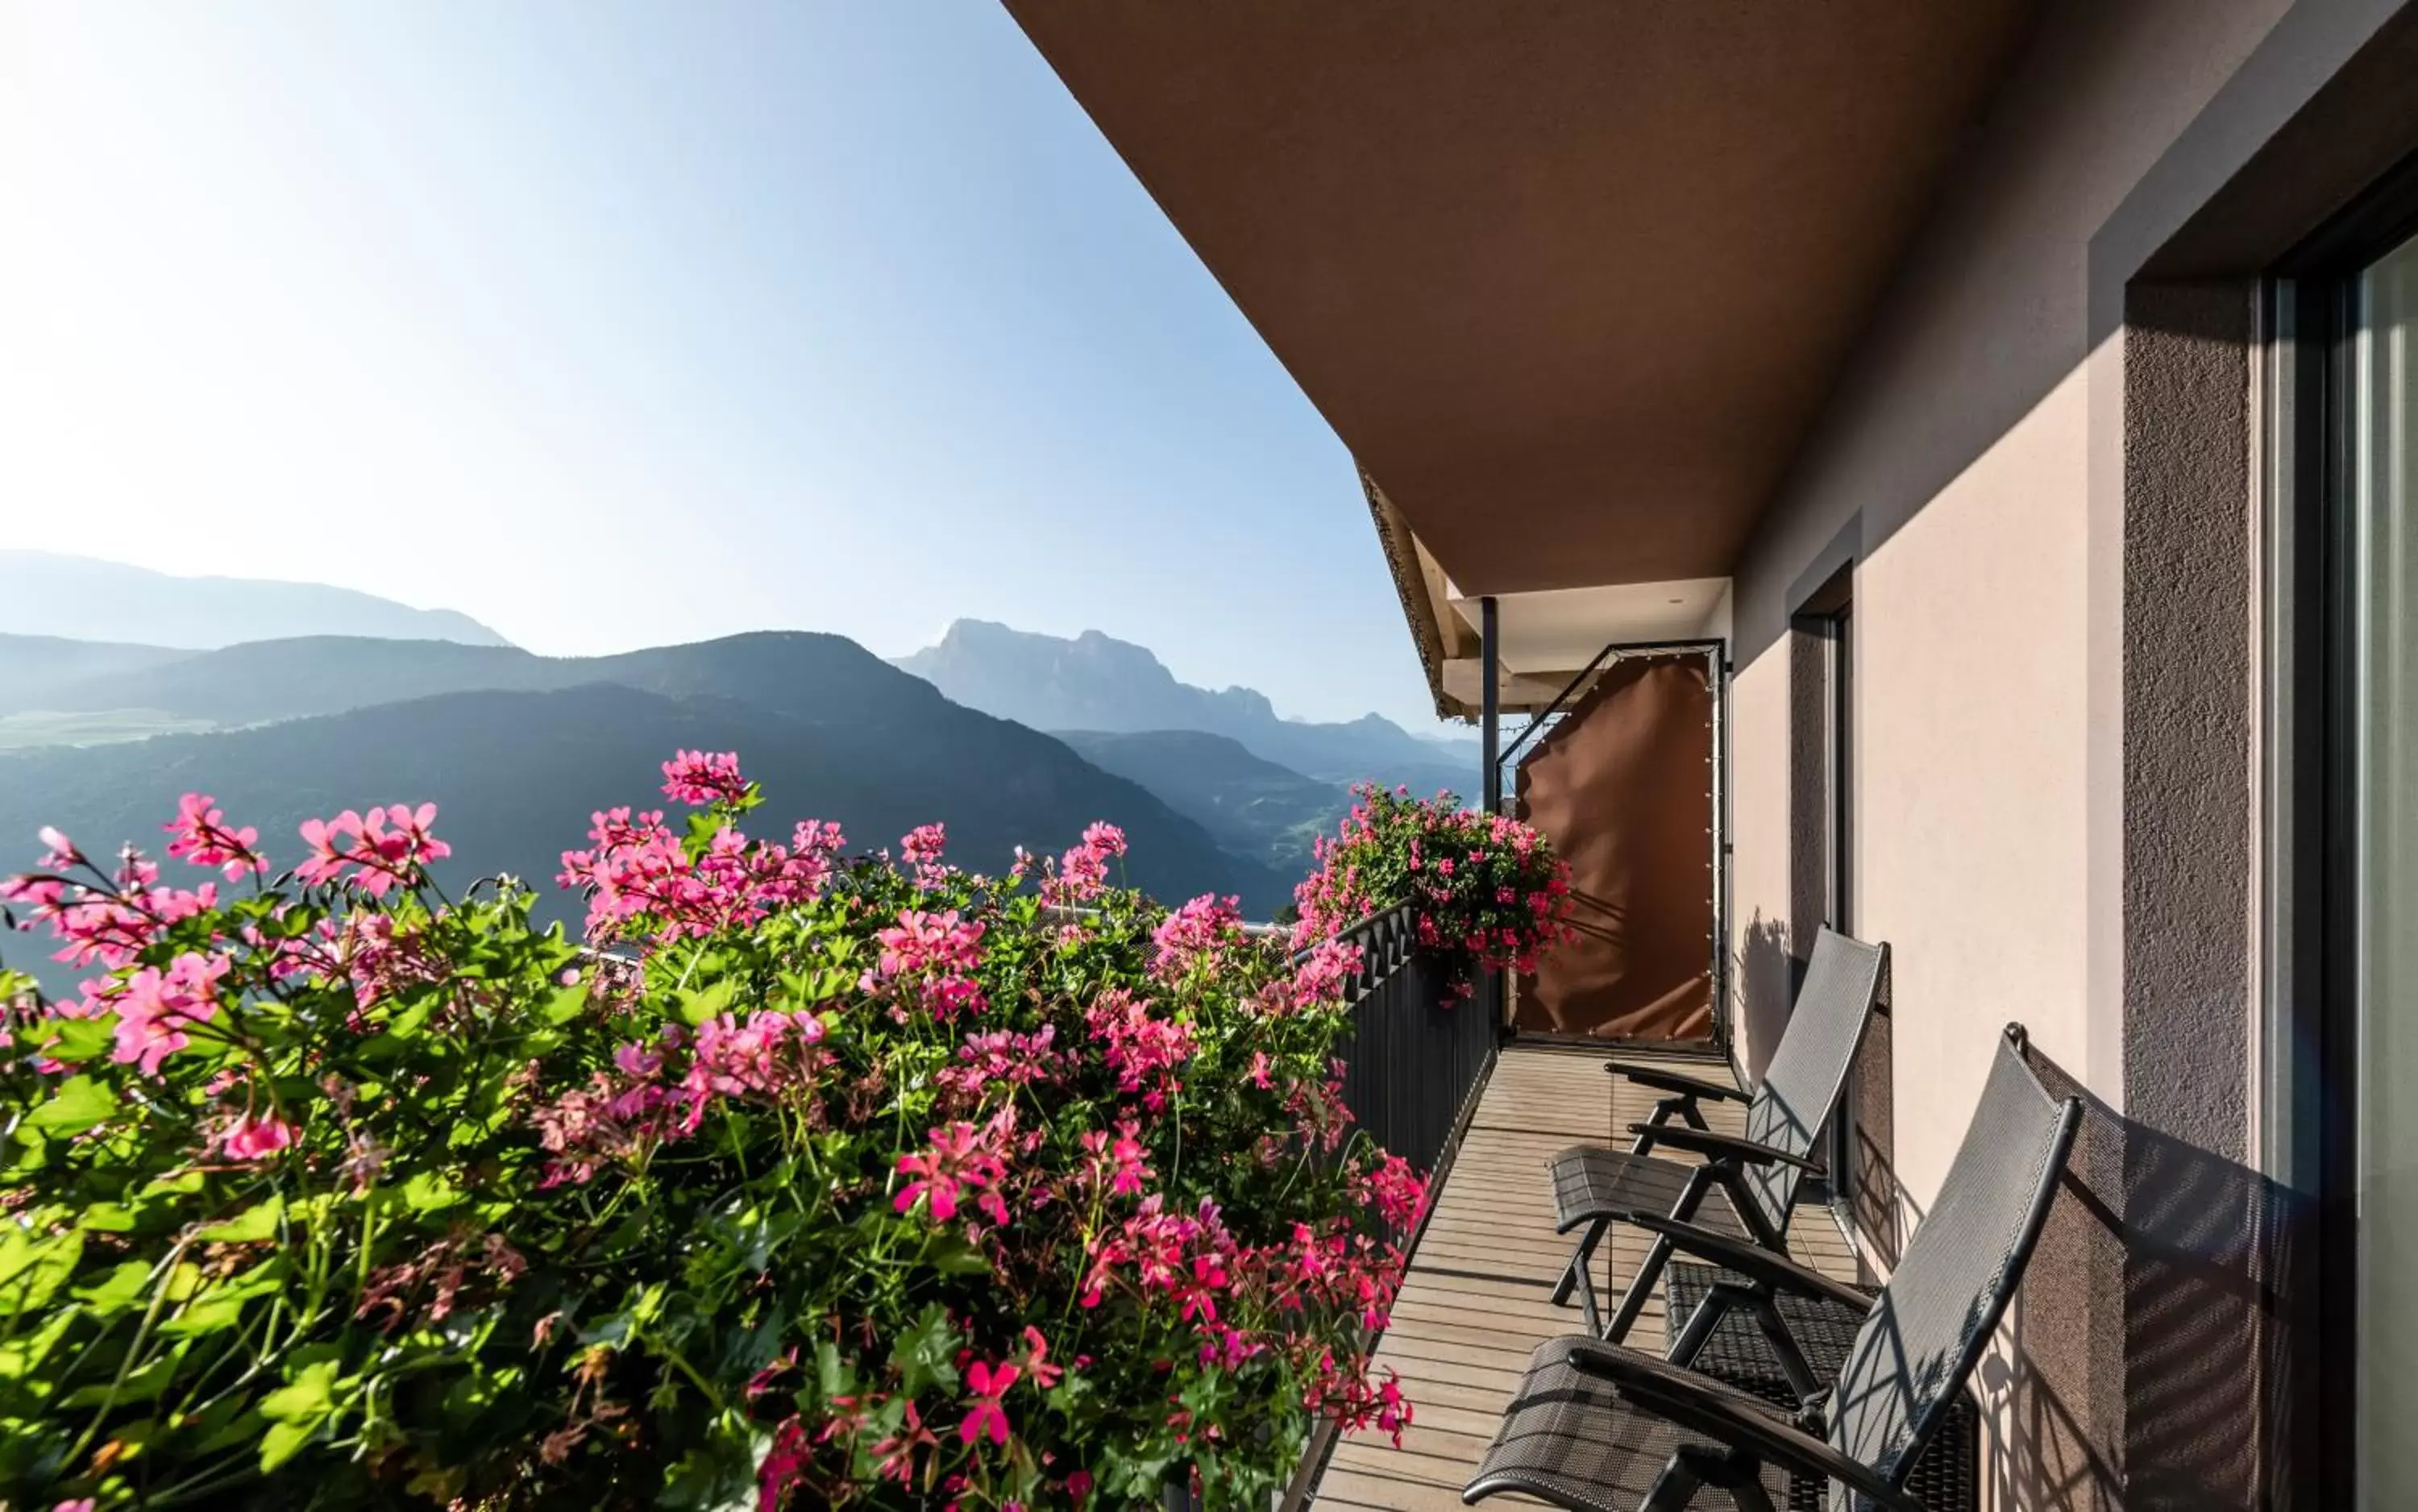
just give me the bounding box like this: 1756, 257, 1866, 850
1551, 929, 1886, 1342
1474, 1024, 2083, 1512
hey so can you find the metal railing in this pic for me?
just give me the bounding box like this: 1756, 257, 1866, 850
1044, 902, 1494, 1175
1322, 904, 1497, 1182
1269, 905, 1500, 1512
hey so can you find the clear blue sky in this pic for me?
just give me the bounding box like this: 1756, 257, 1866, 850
0, 3, 1445, 729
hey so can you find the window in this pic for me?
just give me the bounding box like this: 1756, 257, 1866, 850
2269, 156, 2418, 1509
2346, 225, 2418, 1511
1792, 567, 1891, 1258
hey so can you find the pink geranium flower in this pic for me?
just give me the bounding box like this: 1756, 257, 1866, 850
899, 823, 950, 888
164, 793, 265, 881
297, 804, 449, 895
217, 1111, 296, 1162
1039, 822, 1126, 906
959, 1358, 1020, 1447
35, 825, 82, 870
895, 1115, 1012, 1226
107, 951, 229, 1075
661, 749, 747, 806
1150, 893, 1242, 978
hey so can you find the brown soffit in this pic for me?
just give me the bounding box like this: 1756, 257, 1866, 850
1006, 2, 2034, 596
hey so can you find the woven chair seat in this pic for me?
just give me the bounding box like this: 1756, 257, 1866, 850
1469, 1337, 1800, 1512
1549, 1146, 1749, 1235
1664, 1263, 1979, 1512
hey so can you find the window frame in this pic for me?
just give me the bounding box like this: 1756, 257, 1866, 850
2264, 147, 2418, 1510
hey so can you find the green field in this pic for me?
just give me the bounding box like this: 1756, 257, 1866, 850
0, 709, 219, 750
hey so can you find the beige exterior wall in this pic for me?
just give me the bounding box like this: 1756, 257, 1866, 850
1718, 0, 2338, 1503
1727, 0, 2287, 1140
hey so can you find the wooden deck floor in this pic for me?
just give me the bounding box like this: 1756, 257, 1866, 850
1308, 1043, 1863, 1511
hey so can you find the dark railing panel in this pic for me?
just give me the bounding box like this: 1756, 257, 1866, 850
1323, 906, 1496, 1176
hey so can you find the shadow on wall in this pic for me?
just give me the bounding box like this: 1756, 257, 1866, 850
1734, 911, 1793, 1083
1848, 1017, 1905, 1277
1984, 1043, 2314, 1510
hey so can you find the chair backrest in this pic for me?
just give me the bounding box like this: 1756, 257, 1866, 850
1824, 1026, 2083, 1502
1738, 927, 1888, 1235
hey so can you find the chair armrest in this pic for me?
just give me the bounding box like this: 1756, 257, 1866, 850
1606, 1061, 1751, 1104
1627, 1124, 1826, 1174
1626, 1214, 1873, 1314
1558, 1340, 1923, 1512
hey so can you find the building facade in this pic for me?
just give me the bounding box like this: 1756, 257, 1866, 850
1012, 3, 2418, 1503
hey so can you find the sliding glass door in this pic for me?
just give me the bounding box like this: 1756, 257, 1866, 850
2352, 226, 2418, 1509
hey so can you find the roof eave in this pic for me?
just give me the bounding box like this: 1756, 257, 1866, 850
1362, 467, 1476, 724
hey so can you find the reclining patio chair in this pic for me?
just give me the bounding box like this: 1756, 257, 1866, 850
1466, 1024, 2080, 1512
1551, 927, 1887, 1340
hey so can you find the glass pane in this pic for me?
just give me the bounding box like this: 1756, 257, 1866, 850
2357, 226, 2418, 1509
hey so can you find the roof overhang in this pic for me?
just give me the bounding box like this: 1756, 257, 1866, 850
1007, 2, 2034, 713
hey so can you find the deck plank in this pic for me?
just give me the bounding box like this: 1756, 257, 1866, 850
1309, 1042, 1865, 1509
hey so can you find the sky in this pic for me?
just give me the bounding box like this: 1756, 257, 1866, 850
0, 3, 1445, 729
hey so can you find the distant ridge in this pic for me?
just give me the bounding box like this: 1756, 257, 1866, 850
1057, 729, 1347, 873
0, 633, 193, 709
895, 620, 1477, 795
0, 631, 1295, 997
0, 550, 512, 650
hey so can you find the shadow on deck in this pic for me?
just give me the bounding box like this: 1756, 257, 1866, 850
1309, 1043, 1863, 1511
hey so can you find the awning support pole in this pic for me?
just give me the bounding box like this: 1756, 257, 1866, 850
1480, 595, 1505, 1033
1481, 595, 1501, 812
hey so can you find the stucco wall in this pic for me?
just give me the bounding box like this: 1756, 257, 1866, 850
1727, 0, 2287, 1164
1719, 0, 2300, 1504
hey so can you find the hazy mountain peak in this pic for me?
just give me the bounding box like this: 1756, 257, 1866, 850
0, 550, 513, 651
895, 619, 1477, 791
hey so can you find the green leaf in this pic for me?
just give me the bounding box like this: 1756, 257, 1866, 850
888, 1302, 959, 1398
161, 1257, 286, 1338
33, 1016, 113, 1064
62, 1349, 182, 1407
542, 982, 589, 1024
76, 1202, 139, 1233
258, 1415, 318, 1473
72, 1260, 156, 1317
677, 976, 739, 1027
925, 1232, 992, 1277
0, 1309, 75, 1382
25, 1075, 117, 1136
0, 1227, 81, 1319
384, 995, 438, 1040
199, 1194, 285, 1244
655, 1419, 770, 1512
184, 1395, 262, 1456
401, 1170, 462, 1212
141, 1169, 206, 1199
629, 1281, 667, 1329
256, 1355, 347, 1463
260, 1358, 343, 1423
441, 1365, 518, 1423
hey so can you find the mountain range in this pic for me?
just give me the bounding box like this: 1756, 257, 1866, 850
0, 632, 1290, 996
0, 571, 1484, 997
895, 620, 1477, 795
0, 551, 510, 650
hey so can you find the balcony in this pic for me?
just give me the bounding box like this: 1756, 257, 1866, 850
1303, 1041, 1862, 1511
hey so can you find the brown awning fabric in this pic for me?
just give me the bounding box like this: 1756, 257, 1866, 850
1514, 654, 1714, 1041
